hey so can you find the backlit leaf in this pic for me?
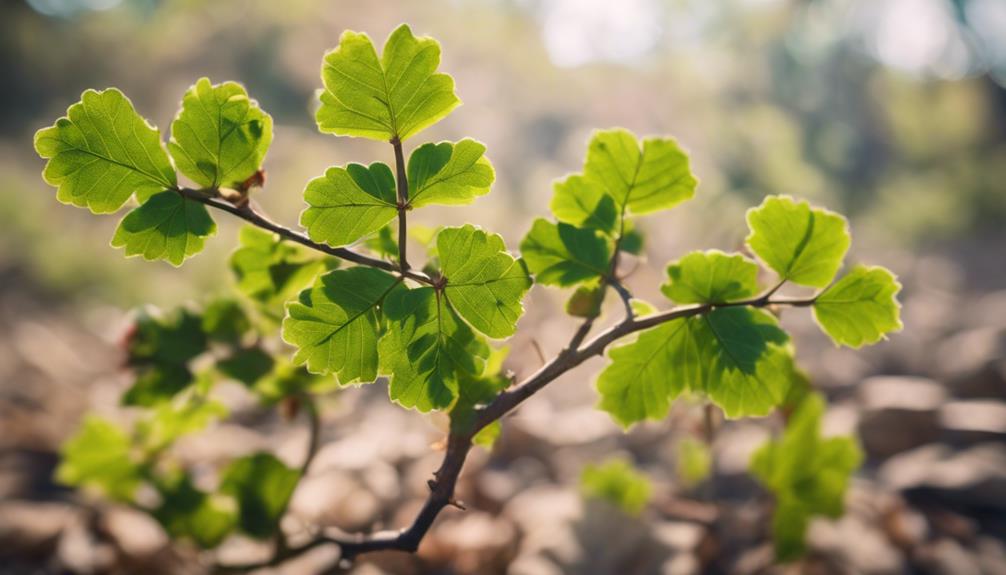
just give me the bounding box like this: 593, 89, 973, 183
316, 24, 460, 141
34, 88, 176, 213
661, 250, 760, 304
56, 416, 143, 502
439, 225, 531, 338
520, 219, 610, 287
408, 139, 494, 207
168, 78, 273, 189
580, 458, 651, 516
746, 195, 850, 287
813, 265, 903, 348
550, 174, 617, 234
110, 191, 216, 266
301, 162, 398, 248
219, 453, 300, 539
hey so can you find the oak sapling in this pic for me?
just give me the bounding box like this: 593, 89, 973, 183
35, 23, 901, 569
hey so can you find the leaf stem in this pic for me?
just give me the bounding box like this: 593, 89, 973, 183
175, 187, 434, 286
391, 137, 410, 272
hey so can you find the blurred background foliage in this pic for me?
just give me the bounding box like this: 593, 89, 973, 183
1, 0, 1004, 308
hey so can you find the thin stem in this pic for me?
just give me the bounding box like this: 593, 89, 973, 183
391, 138, 410, 271
175, 188, 434, 286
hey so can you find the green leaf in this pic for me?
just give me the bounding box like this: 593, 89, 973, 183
111, 191, 216, 266
153, 471, 235, 548
661, 250, 760, 304
566, 285, 606, 318
300, 162, 398, 248
201, 298, 251, 344
56, 416, 143, 501
520, 219, 610, 287
583, 128, 697, 216
123, 364, 193, 407
126, 306, 207, 366
750, 394, 863, 561
283, 267, 402, 383
812, 265, 903, 348
381, 287, 488, 412
550, 174, 617, 234
408, 139, 494, 207
597, 307, 794, 427
168, 78, 273, 189
217, 347, 275, 387
746, 195, 850, 287
619, 225, 644, 255
34, 88, 176, 214
438, 225, 531, 338
579, 458, 651, 516
363, 223, 398, 259
230, 226, 327, 307
219, 453, 300, 539
316, 24, 460, 141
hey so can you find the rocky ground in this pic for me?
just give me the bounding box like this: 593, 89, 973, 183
1, 244, 1005, 575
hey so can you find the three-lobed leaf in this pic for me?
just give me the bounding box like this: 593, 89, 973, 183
750, 394, 862, 561
316, 24, 460, 141
110, 191, 216, 266
283, 267, 402, 384
813, 265, 903, 348
583, 129, 697, 216
34, 88, 176, 214
439, 225, 531, 338
168, 77, 273, 189
746, 195, 850, 287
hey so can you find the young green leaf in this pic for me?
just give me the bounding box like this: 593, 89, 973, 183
219, 453, 300, 539
438, 225, 531, 338
812, 265, 903, 348
282, 267, 402, 384
550, 174, 618, 234
201, 299, 251, 344
750, 394, 863, 561
253, 359, 335, 405
746, 195, 850, 287
168, 78, 273, 189
300, 163, 398, 248
408, 139, 494, 207
520, 219, 610, 287
126, 307, 207, 366
598, 307, 794, 426
56, 416, 143, 501
316, 24, 460, 141
230, 226, 328, 307
138, 395, 228, 454
153, 471, 236, 548
110, 191, 216, 266
580, 459, 651, 516
34, 88, 176, 213
583, 129, 697, 216
661, 250, 760, 304
675, 437, 712, 488
217, 346, 275, 387
380, 287, 489, 412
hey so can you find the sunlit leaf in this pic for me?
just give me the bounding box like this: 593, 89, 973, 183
316, 24, 459, 141
283, 267, 402, 383
408, 139, 494, 207
219, 453, 300, 539
381, 287, 488, 411
168, 78, 272, 189
746, 195, 850, 287
301, 162, 398, 248
750, 394, 862, 561
439, 225, 531, 338
550, 174, 617, 234
661, 250, 760, 304
229, 226, 328, 308
34, 88, 176, 214
56, 416, 143, 502
520, 219, 610, 287
153, 470, 235, 548
812, 265, 903, 348
110, 191, 216, 266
